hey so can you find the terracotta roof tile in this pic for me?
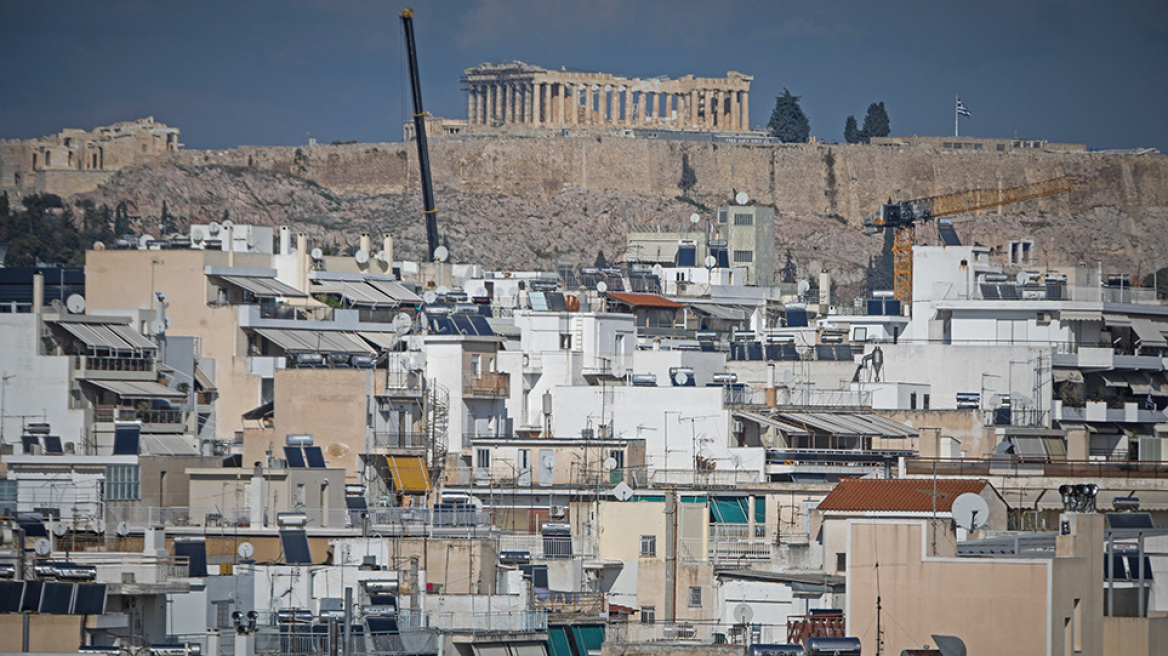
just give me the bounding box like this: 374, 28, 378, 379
817, 478, 988, 513
605, 291, 684, 309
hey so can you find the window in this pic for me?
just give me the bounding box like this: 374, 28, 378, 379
688, 586, 702, 607
733, 212, 753, 225
853, 327, 868, 342
518, 449, 530, 470
836, 552, 847, 572
609, 449, 625, 470
106, 464, 140, 501
910, 392, 918, 410
733, 250, 753, 263
640, 534, 657, 557
476, 448, 491, 469
470, 354, 482, 376
923, 394, 931, 410
640, 605, 656, 624
718, 209, 728, 223
1073, 598, 1082, 652
216, 601, 232, 629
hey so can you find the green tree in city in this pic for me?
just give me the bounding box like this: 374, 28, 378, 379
767, 88, 810, 143
844, 115, 862, 144
1143, 266, 1168, 300
859, 102, 890, 142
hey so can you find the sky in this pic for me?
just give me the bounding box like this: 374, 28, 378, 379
2, 1, 1166, 151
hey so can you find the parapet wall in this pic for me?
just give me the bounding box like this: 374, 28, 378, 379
168, 137, 1168, 224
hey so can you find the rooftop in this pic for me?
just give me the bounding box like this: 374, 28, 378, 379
816, 478, 989, 513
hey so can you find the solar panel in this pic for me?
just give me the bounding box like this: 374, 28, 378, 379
786, 309, 808, 327
999, 285, 1020, 300
451, 315, 475, 335
886, 300, 902, 316
39, 581, 75, 614
113, 425, 140, 455
0, 581, 24, 612
468, 316, 494, 336
834, 345, 854, 361
747, 342, 763, 361
280, 529, 313, 565
20, 580, 42, 612
304, 446, 326, 468
545, 293, 569, 312
366, 617, 399, 634
72, 583, 108, 615
980, 284, 1000, 299
21, 434, 38, 453
1106, 512, 1155, 529
937, 225, 962, 246
346, 496, 368, 510
283, 446, 306, 468
815, 345, 836, 361
20, 522, 48, 537
368, 594, 397, 608
174, 539, 208, 578
676, 246, 696, 267
42, 435, 63, 454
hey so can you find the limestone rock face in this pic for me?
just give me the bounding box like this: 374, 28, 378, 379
68, 138, 1168, 296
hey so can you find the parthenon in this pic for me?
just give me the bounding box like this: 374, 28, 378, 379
461, 62, 752, 131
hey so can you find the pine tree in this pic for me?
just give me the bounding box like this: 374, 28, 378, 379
767, 89, 810, 144
859, 102, 890, 143
677, 153, 697, 195
844, 116, 862, 144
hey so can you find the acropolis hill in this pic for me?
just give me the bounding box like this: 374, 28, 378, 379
4, 113, 1168, 291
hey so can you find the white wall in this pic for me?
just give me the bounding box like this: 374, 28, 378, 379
0, 314, 86, 450
875, 342, 1052, 412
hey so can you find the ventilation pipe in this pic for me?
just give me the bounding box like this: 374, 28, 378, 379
382, 234, 394, 271
32, 271, 43, 315
279, 226, 291, 256
297, 233, 309, 291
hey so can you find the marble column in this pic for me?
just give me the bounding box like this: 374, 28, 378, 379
649, 92, 658, 125
620, 86, 629, 126
741, 91, 749, 130
467, 88, 475, 124
729, 89, 738, 130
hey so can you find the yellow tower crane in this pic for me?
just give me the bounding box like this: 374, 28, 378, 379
862, 175, 1074, 310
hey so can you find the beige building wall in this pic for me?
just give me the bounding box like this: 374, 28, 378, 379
847, 516, 1103, 656
272, 368, 371, 480
0, 614, 85, 652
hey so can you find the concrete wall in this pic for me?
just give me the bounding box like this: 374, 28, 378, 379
272, 368, 370, 479
0, 313, 86, 452
0, 614, 86, 652
1102, 616, 1168, 656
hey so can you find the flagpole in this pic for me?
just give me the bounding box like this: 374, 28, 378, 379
955, 94, 959, 138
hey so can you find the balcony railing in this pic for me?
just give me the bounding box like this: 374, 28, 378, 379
383, 369, 423, 395
607, 621, 789, 645
497, 534, 597, 559
650, 468, 761, 488
904, 457, 1168, 479
94, 406, 184, 424
464, 372, 510, 398
106, 505, 351, 529
76, 355, 155, 372
257, 304, 334, 321
367, 507, 493, 533
398, 609, 547, 634
534, 591, 604, 616
786, 613, 845, 644
371, 431, 428, 450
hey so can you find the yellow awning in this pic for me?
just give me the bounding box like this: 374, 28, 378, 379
387, 455, 431, 493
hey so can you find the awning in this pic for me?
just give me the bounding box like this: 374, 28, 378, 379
312, 281, 397, 307
606, 292, 684, 308
1060, 310, 1102, 322
1053, 369, 1085, 384
710, 498, 749, 523
1100, 371, 1130, 388
252, 328, 374, 354
141, 435, 198, 456
366, 280, 423, 305
387, 455, 431, 493
1130, 318, 1168, 348
242, 400, 274, 421
86, 379, 186, 400
690, 303, 748, 321
57, 321, 156, 352
778, 411, 917, 438
359, 332, 400, 351
193, 365, 216, 392
216, 275, 307, 298
734, 411, 808, 436
1104, 314, 1132, 328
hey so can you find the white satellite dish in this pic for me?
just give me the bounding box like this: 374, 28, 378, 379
355, 249, 370, 264
392, 312, 412, 334
375, 250, 389, 262
735, 191, 750, 205
612, 362, 627, 378
208, 221, 221, 235
651, 264, 664, 278
116, 521, 130, 537
92, 241, 106, 250
596, 281, 608, 293
433, 245, 449, 262
66, 294, 86, 314
612, 481, 633, 502
34, 538, 51, 556
436, 285, 450, 296
781, 369, 797, 385
797, 280, 811, 294
93, 519, 106, 535
704, 255, 717, 269
541, 455, 556, 469
604, 457, 618, 471
139, 235, 155, 249
952, 493, 990, 531
1016, 271, 1030, 285
53, 522, 67, 537
733, 603, 754, 624
190, 226, 205, 243
238, 542, 255, 559
689, 213, 701, 224
310, 247, 323, 260
673, 370, 690, 386
423, 290, 438, 304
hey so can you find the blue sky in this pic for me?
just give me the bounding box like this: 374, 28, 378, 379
2, 1, 1165, 151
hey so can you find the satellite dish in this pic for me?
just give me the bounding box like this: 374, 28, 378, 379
596, 281, 608, 293
1016, 271, 1030, 285
436, 285, 450, 296
93, 519, 106, 535
474, 469, 490, 486
704, 255, 717, 269
733, 603, 754, 624
221, 219, 234, 231
612, 362, 627, 378
735, 191, 750, 205
689, 213, 701, 224
673, 370, 690, 386
604, 457, 618, 471
34, 538, 51, 556
541, 456, 556, 469
355, 249, 370, 264
375, 250, 388, 262
434, 245, 449, 262
311, 247, 323, 260
797, 280, 811, 294
651, 264, 665, 278
951, 493, 990, 531
238, 542, 255, 559
190, 226, 205, 243
781, 369, 797, 385
931, 635, 967, 656
208, 222, 221, 235
53, 522, 68, 537
116, 521, 129, 537
612, 481, 633, 502
392, 312, 413, 334
423, 291, 438, 304
66, 294, 86, 314
93, 241, 106, 251
139, 235, 155, 249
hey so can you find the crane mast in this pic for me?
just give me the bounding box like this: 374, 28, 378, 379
863, 176, 1074, 310
399, 8, 441, 259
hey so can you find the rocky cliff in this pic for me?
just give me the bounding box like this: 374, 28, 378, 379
71, 137, 1168, 293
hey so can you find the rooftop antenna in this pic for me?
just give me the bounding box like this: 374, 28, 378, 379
952, 493, 990, 532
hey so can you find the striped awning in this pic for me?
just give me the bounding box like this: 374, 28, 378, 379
252, 328, 374, 354
86, 379, 186, 399
56, 321, 156, 352
216, 275, 307, 298
386, 456, 431, 494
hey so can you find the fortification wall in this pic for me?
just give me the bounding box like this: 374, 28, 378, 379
168, 137, 1168, 225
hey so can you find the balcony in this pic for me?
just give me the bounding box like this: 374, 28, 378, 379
498, 534, 597, 559
73, 355, 157, 381
371, 431, 428, 452
381, 369, 424, 397
904, 457, 1168, 480
366, 506, 493, 535
94, 405, 187, 433
607, 621, 789, 645
398, 609, 547, 635
464, 371, 510, 398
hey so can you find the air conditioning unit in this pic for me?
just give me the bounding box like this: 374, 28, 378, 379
733, 421, 744, 433
550, 505, 567, 519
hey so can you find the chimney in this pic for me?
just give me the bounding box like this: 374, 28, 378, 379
359, 233, 371, 255
226, 223, 235, 266
382, 234, 394, 272
32, 271, 44, 314
297, 233, 309, 291
279, 226, 291, 255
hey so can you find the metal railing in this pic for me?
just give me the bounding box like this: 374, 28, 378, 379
904, 457, 1168, 479
258, 304, 334, 321
608, 621, 788, 645
463, 372, 510, 398
93, 406, 185, 424
497, 534, 597, 559
371, 431, 428, 450
534, 591, 604, 616
367, 507, 493, 533
64, 552, 189, 584
77, 355, 156, 371
650, 468, 761, 487
383, 369, 423, 394
398, 609, 547, 634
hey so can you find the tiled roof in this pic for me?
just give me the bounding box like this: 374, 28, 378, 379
605, 291, 684, 309
816, 478, 989, 513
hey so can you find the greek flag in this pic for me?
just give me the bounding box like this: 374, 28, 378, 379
957, 98, 971, 117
